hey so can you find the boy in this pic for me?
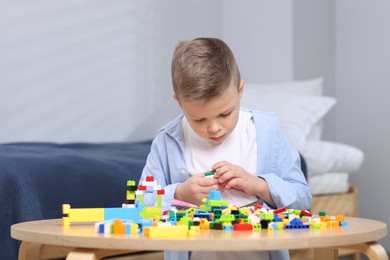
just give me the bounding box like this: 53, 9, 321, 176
138, 38, 311, 260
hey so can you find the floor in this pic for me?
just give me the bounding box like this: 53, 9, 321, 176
104, 251, 375, 260
103, 251, 164, 260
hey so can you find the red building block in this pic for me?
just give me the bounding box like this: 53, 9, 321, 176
233, 223, 253, 231
146, 176, 155, 182
274, 207, 286, 214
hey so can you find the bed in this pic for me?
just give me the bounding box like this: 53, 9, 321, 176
0, 141, 152, 260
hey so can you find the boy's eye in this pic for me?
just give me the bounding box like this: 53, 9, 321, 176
221, 111, 232, 117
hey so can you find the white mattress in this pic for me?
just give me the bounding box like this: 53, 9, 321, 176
308, 172, 349, 195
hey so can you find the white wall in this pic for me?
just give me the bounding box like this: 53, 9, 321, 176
335, 1, 390, 250
222, 0, 294, 83
142, 0, 224, 140
0, 0, 161, 142
0, 0, 294, 143
292, 1, 390, 250
0, 0, 223, 142
292, 0, 336, 139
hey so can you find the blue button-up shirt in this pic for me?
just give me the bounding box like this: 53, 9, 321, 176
138, 108, 311, 260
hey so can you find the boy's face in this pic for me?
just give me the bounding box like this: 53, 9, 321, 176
175, 80, 244, 145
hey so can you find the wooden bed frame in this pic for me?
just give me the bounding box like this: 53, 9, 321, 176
290, 185, 360, 260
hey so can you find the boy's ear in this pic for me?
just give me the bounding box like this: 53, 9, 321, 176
239, 80, 244, 98
172, 94, 182, 107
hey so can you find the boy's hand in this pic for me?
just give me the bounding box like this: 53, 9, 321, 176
212, 161, 260, 195
212, 161, 276, 208
174, 172, 220, 205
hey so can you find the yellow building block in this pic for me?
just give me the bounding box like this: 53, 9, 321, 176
276, 222, 284, 230
199, 219, 210, 230
62, 204, 104, 225
144, 225, 188, 238
130, 223, 139, 234
190, 225, 200, 233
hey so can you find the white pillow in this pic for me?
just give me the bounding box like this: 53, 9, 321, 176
241, 91, 336, 149
244, 78, 326, 141
308, 172, 350, 195
244, 78, 323, 96
300, 140, 364, 176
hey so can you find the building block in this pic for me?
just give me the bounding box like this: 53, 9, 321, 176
139, 207, 161, 219
62, 204, 104, 225
204, 171, 215, 178
209, 190, 221, 200
104, 207, 142, 222
223, 224, 233, 231
274, 207, 286, 214
300, 210, 312, 217
268, 222, 277, 231
253, 223, 262, 231
64, 180, 349, 239
285, 224, 309, 229
114, 219, 126, 234
144, 225, 188, 238
233, 223, 253, 231
126, 180, 137, 204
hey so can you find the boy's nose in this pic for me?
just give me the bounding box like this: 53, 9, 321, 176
207, 122, 221, 133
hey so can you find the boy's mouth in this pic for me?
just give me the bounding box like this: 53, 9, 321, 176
209, 134, 226, 143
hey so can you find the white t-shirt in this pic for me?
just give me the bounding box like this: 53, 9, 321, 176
183, 111, 269, 260
182, 110, 258, 206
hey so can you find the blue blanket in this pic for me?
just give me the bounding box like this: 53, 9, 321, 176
0, 141, 151, 260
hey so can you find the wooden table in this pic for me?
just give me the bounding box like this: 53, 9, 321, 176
11, 217, 388, 260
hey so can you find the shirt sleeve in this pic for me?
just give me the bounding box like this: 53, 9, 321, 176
260, 131, 312, 210
137, 133, 182, 211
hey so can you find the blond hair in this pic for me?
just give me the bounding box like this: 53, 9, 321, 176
171, 38, 241, 102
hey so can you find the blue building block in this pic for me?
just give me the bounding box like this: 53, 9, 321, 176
290, 218, 303, 225
104, 207, 142, 222
194, 213, 213, 221
285, 224, 309, 229
209, 190, 221, 200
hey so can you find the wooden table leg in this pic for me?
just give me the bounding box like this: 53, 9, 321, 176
18, 241, 42, 260
341, 242, 389, 260
313, 248, 338, 260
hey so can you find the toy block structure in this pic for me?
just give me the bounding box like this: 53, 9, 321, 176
138, 176, 161, 193
124, 180, 137, 207
62, 204, 143, 226
199, 190, 229, 212
63, 176, 164, 226
63, 180, 349, 239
